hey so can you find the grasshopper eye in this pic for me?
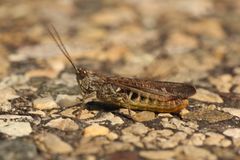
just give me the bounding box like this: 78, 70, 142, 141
77, 68, 87, 80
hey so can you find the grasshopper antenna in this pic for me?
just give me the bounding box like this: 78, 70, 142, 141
47, 24, 79, 74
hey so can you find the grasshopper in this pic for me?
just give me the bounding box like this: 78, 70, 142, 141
48, 25, 196, 117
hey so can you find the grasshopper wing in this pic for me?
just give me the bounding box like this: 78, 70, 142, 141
107, 76, 196, 101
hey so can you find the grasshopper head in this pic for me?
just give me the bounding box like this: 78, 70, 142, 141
77, 68, 88, 80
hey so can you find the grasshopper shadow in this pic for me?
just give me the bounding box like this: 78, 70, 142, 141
86, 102, 134, 121
86, 102, 120, 112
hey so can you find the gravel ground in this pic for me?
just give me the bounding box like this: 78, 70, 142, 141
1, 0, 240, 160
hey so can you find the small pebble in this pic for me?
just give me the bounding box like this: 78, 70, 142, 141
0, 87, 19, 112
106, 132, 118, 141
220, 139, 232, 147
83, 124, 110, 137
0, 121, 32, 137
122, 123, 149, 135
33, 96, 59, 110
35, 132, 73, 154
56, 94, 80, 107
0, 101, 12, 112
233, 138, 240, 147
119, 108, 136, 116
233, 85, 240, 94
209, 74, 232, 92
187, 19, 225, 39
179, 108, 190, 116
25, 69, 59, 79
28, 110, 46, 117
83, 155, 96, 160
0, 87, 19, 102
182, 106, 233, 123
78, 109, 96, 120
223, 128, 240, 139
60, 108, 78, 118
121, 133, 143, 148
157, 113, 173, 118
161, 118, 196, 134
142, 129, 174, 149
91, 7, 136, 27
104, 142, 134, 154
160, 132, 187, 149
222, 108, 240, 118
165, 31, 198, 55
75, 137, 110, 155
133, 111, 155, 122
191, 88, 223, 103
204, 132, 231, 147
46, 118, 79, 131
140, 150, 175, 160
188, 133, 206, 146
175, 145, 217, 160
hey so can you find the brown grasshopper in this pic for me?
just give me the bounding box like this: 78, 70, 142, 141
48, 25, 196, 117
